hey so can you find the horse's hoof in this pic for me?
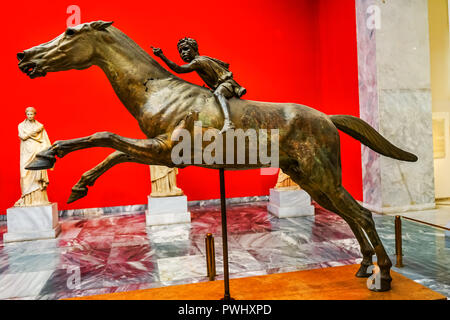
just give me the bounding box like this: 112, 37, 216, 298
355, 265, 372, 278
67, 186, 88, 204
369, 277, 392, 292
26, 151, 56, 170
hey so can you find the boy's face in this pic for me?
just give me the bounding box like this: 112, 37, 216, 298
26, 111, 36, 121
179, 44, 196, 63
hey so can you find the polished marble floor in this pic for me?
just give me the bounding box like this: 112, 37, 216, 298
0, 201, 448, 300
392, 203, 450, 228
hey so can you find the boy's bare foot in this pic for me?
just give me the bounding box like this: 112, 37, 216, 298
219, 120, 235, 134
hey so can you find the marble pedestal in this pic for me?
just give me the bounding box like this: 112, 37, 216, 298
267, 189, 315, 218
145, 195, 191, 226
3, 203, 61, 242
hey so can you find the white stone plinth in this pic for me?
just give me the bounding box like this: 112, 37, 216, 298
3, 203, 61, 242
146, 195, 191, 226
268, 188, 315, 218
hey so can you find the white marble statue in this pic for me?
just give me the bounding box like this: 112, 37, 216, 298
146, 165, 189, 226
14, 107, 52, 207
268, 168, 314, 218
150, 165, 184, 197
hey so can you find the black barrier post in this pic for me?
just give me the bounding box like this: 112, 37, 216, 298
395, 215, 404, 267
219, 168, 233, 300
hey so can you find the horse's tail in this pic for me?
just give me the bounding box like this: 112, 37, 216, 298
329, 115, 418, 162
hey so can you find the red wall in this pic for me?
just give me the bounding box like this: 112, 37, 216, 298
317, 0, 363, 197
0, 0, 361, 214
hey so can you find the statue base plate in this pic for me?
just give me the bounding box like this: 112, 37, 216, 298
146, 195, 191, 226
3, 203, 61, 242
268, 188, 315, 218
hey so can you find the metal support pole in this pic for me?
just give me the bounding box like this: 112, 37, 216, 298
395, 215, 404, 267
219, 168, 233, 300
205, 233, 216, 281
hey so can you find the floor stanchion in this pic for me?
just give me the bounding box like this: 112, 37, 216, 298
219, 168, 233, 300
395, 215, 404, 268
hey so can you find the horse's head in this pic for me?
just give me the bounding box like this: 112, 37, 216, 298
17, 20, 114, 79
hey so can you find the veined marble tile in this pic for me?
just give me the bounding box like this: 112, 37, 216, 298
279, 223, 354, 246
157, 255, 207, 282
246, 239, 361, 271
71, 235, 115, 251
0, 270, 53, 299
156, 275, 211, 289
102, 261, 158, 287
147, 223, 191, 244
297, 241, 361, 264
215, 250, 265, 275
43, 280, 166, 300
153, 240, 202, 259
76, 225, 118, 238
264, 216, 304, 233
39, 263, 107, 293
247, 246, 315, 270
60, 247, 111, 268
38, 287, 115, 300
263, 258, 362, 276
328, 238, 363, 259
107, 245, 156, 264
111, 234, 150, 247
4, 252, 60, 274
114, 223, 148, 236
231, 231, 290, 249
58, 228, 83, 241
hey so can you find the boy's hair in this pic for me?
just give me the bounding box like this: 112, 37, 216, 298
177, 37, 199, 54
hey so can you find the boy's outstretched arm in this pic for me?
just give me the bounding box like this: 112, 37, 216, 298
152, 47, 196, 74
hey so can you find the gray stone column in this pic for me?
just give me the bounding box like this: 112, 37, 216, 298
355, 0, 435, 213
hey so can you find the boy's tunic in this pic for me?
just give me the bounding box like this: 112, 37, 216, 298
192, 56, 246, 98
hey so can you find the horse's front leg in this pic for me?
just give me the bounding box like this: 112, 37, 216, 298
26, 131, 170, 170
68, 150, 150, 203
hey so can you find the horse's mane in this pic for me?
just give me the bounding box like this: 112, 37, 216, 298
108, 26, 172, 77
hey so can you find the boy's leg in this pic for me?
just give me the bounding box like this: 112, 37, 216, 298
214, 86, 235, 134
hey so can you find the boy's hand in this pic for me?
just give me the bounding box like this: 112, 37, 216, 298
151, 46, 163, 57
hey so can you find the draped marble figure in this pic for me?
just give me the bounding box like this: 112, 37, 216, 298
150, 165, 184, 197
14, 107, 52, 207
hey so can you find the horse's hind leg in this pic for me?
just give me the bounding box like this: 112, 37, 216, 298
342, 217, 375, 278
325, 186, 392, 291
295, 182, 375, 278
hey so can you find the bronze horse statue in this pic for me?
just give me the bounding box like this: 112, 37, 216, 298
17, 21, 418, 292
